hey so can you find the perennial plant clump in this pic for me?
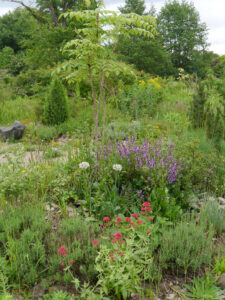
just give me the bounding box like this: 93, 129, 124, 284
94, 201, 155, 298
103, 137, 184, 184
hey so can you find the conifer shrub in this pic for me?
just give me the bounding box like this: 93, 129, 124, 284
44, 77, 69, 125
190, 81, 207, 128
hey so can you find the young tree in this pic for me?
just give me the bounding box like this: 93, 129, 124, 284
44, 77, 69, 125
119, 0, 146, 15
158, 0, 208, 71
57, 1, 156, 142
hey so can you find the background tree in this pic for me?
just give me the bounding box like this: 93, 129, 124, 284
119, 0, 146, 15
158, 0, 208, 72
116, 0, 174, 77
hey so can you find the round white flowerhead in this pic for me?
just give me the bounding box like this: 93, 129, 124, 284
113, 164, 122, 172
79, 162, 90, 169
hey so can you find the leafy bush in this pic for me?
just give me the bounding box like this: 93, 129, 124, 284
11, 68, 51, 96
113, 80, 163, 119
95, 203, 154, 299
43, 77, 69, 125
159, 218, 214, 274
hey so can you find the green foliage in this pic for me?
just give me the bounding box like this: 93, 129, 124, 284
0, 47, 14, 69
212, 55, 225, 79
44, 77, 69, 125
0, 206, 50, 287
0, 8, 36, 53
213, 257, 225, 276
114, 79, 163, 119
190, 81, 207, 128
182, 274, 225, 300
49, 217, 100, 283
96, 231, 152, 299
116, 38, 175, 77
200, 201, 225, 236
158, 0, 208, 71
119, 0, 146, 15
159, 218, 214, 274
0, 97, 36, 126
11, 68, 51, 96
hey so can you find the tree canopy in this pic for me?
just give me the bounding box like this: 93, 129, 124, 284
158, 0, 208, 71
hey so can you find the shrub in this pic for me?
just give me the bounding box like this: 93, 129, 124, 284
114, 80, 163, 119
95, 202, 154, 299
159, 218, 214, 274
0, 206, 50, 287
200, 201, 225, 236
43, 77, 69, 126
48, 217, 100, 283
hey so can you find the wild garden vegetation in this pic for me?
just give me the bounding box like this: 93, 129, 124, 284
0, 0, 224, 299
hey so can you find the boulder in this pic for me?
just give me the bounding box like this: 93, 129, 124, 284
217, 273, 225, 290
0, 121, 25, 140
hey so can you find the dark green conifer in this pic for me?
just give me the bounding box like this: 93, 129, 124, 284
190, 81, 207, 128
44, 77, 69, 125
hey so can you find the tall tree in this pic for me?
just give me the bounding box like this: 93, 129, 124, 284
117, 0, 174, 76
119, 0, 146, 15
158, 0, 208, 71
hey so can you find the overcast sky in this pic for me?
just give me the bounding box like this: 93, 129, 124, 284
0, 0, 225, 55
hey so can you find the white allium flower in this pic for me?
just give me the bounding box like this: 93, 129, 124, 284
113, 164, 122, 172
79, 162, 90, 169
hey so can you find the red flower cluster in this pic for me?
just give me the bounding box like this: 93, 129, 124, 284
103, 217, 110, 222
141, 202, 152, 212
59, 247, 74, 267
132, 213, 139, 219
59, 247, 67, 257
92, 240, 99, 246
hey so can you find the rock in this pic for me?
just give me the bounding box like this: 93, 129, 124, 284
32, 283, 45, 300
0, 121, 25, 140
67, 205, 76, 217
74, 200, 86, 208
167, 294, 176, 300
217, 274, 225, 290
218, 197, 225, 205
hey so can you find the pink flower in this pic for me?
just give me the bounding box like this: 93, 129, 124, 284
140, 212, 146, 215
63, 253, 68, 257
112, 239, 116, 243
115, 248, 119, 252
92, 240, 99, 246
70, 260, 74, 264
115, 232, 122, 240
119, 253, 124, 257
103, 217, 110, 222
142, 202, 150, 207
147, 230, 150, 235
147, 217, 154, 221
61, 263, 65, 267
121, 240, 125, 244
125, 217, 131, 223
137, 219, 143, 224
116, 217, 123, 223
132, 214, 139, 219
59, 247, 67, 257
100, 223, 104, 227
